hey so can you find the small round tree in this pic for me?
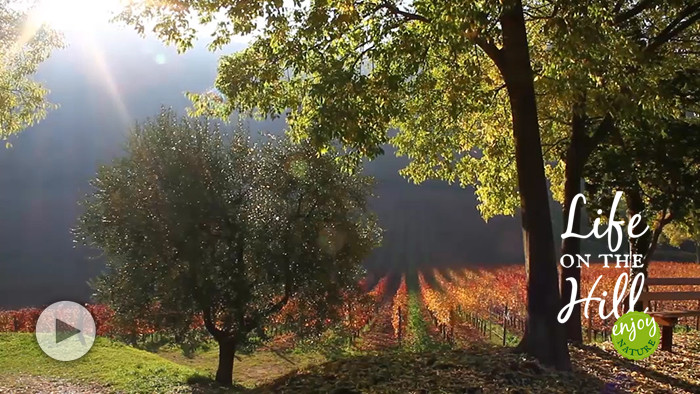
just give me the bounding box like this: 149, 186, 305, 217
76, 109, 380, 386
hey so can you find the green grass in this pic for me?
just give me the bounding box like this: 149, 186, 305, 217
0, 333, 203, 393
0, 332, 329, 392
157, 346, 326, 389
406, 292, 434, 352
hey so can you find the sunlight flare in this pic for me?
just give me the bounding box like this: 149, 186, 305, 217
33, 0, 125, 32
28, 0, 134, 126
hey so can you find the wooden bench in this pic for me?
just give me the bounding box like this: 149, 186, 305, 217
640, 277, 700, 351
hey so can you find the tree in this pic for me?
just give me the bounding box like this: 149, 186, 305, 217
581, 64, 700, 301
399, 1, 700, 341
1, 0, 62, 144
118, 0, 570, 370
583, 67, 700, 275
586, 116, 700, 284
76, 109, 380, 386
663, 209, 700, 263
540, 2, 700, 339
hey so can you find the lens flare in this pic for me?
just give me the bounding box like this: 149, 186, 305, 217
34, 0, 124, 32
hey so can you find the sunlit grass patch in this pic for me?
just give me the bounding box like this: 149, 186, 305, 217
0, 333, 203, 393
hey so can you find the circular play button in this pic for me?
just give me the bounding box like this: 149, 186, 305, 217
35, 301, 96, 361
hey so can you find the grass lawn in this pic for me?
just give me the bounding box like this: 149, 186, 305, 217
0, 332, 201, 393
157, 346, 326, 389
4, 331, 700, 393
0, 332, 328, 393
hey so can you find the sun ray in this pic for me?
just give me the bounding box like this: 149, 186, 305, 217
8, 5, 46, 61
83, 34, 132, 128
14, 0, 133, 127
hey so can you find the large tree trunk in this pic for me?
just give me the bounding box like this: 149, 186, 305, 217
499, 0, 571, 371
694, 215, 700, 264
215, 337, 237, 386
560, 110, 586, 343
693, 215, 700, 264
625, 189, 650, 312
625, 190, 650, 277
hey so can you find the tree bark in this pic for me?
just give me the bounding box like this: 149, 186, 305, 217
626, 190, 650, 277
560, 110, 585, 343
215, 337, 237, 386
498, 0, 571, 370
625, 189, 650, 312
694, 214, 700, 264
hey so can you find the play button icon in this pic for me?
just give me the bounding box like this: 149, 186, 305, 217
55, 319, 81, 344
36, 301, 96, 361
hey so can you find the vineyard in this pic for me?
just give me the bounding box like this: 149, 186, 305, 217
3, 261, 700, 349
373, 261, 700, 348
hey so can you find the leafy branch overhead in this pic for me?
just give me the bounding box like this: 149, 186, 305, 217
118, 1, 700, 220
0, 0, 63, 144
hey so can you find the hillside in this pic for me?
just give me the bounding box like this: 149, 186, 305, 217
0, 333, 200, 393
3, 331, 700, 393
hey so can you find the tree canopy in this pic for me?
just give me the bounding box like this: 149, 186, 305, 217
117, 1, 700, 218
117, 0, 574, 369
114, 0, 700, 366
76, 109, 381, 386
586, 116, 700, 260
663, 208, 700, 263
1, 0, 62, 145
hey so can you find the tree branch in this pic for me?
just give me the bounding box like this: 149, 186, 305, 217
614, 0, 658, 25
351, 44, 376, 69
474, 37, 504, 70
251, 262, 295, 332
524, 3, 559, 21
376, 2, 430, 23
581, 113, 614, 161
613, 0, 625, 16
542, 136, 569, 157
645, 3, 700, 54
260, 293, 291, 321
645, 208, 674, 263
203, 306, 225, 340
374, 2, 505, 71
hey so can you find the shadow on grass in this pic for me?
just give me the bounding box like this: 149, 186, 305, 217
185, 374, 248, 393
582, 344, 700, 393
173, 338, 700, 393
242, 344, 607, 394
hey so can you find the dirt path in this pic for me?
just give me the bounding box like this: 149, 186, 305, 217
0, 374, 108, 394
357, 302, 398, 351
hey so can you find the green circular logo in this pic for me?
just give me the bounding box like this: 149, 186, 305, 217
611, 311, 660, 360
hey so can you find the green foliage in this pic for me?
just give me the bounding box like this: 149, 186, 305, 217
113, 0, 524, 218
291, 328, 360, 359
0, 0, 62, 144
76, 108, 381, 351
406, 292, 433, 352
536, 4, 700, 228
0, 333, 202, 393
550, 8, 700, 205
585, 78, 700, 239
116, 1, 700, 222
663, 210, 700, 248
